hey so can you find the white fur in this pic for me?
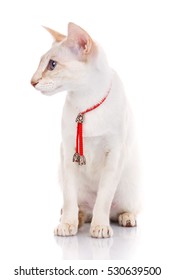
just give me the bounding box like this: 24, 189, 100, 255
31, 23, 141, 238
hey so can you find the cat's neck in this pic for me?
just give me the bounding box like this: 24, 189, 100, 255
66, 67, 113, 112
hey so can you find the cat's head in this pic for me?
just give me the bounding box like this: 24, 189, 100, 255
31, 23, 98, 95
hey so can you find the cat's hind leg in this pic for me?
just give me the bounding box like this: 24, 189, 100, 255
111, 156, 141, 228
78, 210, 85, 228
78, 208, 93, 228
118, 212, 136, 227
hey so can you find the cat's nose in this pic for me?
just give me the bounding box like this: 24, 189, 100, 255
31, 80, 39, 87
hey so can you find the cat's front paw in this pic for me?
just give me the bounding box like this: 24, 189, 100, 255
54, 223, 78, 236
118, 212, 136, 227
90, 224, 113, 238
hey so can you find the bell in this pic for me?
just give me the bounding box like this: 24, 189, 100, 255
76, 113, 84, 123
73, 152, 80, 163
79, 155, 86, 166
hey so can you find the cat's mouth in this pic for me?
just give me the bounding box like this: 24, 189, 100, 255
41, 85, 63, 96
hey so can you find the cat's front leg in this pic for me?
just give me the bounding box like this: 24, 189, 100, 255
54, 203, 79, 236
54, 164, 79, 236
90, 148, 123, 238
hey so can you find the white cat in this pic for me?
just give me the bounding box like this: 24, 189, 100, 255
31, 23, 141, 238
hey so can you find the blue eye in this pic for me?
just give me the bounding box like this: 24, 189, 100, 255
47, 59, 57, 71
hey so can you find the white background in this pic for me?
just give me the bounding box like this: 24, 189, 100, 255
0, 0, 174, 278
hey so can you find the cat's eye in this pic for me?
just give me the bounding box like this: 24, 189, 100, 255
47, 59, 57, 71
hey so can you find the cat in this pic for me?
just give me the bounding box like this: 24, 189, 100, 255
31, 22, 141, 238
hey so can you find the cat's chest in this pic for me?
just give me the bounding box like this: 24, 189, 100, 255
76, 138, 107, 195
83, 136, 107, 168
61, 101, 117, 140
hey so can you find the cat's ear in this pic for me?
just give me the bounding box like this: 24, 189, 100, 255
67, 22, 94, 56
42, 26, 66, 42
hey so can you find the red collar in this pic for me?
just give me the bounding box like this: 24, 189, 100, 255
73, 81, 112, 165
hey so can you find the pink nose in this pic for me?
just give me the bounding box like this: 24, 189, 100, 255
31, 80, 38, 87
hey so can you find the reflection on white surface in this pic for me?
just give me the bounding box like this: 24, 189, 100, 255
54, 209, 174, 261
55, 223, 139, 260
